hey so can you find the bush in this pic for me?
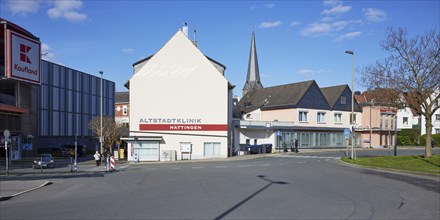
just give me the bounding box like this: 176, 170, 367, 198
397, 136, 411, 146
420, 133, 440, 146
397, 128, 421, 145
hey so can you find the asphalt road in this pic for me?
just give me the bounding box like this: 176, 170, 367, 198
1, 149, 439, 220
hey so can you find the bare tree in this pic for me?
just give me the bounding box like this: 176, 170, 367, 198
89, 116, 125, 154
360, 27, 440, 158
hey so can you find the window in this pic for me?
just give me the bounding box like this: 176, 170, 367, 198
317, 112, 326, 123
204, 142, 221, 157
123, 105, 128, 115
334, 113, 342, 123
436, 114, 440, 121
435, 129, 440, 134
403, 117, 409, 126
299, 111, 308, 122
350, 113, 356, 125
340, 96, 346, 104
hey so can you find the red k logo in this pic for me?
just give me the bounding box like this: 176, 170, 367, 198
20, 44, 32, 64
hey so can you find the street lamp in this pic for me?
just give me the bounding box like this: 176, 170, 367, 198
99, 71, 103, 154
345, 50, 355, 160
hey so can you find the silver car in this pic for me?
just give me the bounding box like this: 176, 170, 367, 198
33, 154, 55, 169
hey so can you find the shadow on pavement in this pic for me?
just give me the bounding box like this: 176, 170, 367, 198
213, 175, 288, 220
0, 172, 105, 181
361, 169, 440, 193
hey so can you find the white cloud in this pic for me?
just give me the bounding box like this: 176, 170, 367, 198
122, 48, 134, 54
41, 43, 56, 62
7, 0, 41, 16
322, 4, 351, 15
265, 3, 275, 9
298, 69, 325, 75
259, 21, 282, 29
363, 8, 387, 22
331, 21, 349, 30
290, 21, 300, 26
334, 31, 362, 42
47, 0, 87, 22
300, 23, 332, 36
323, 0, 342, 6
322, 16, 335, 22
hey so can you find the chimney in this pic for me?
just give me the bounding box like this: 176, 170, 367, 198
182, 22, 188, 37
193, 30, 198, 47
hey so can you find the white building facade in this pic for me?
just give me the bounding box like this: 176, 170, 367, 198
421, 89, 440, 135
125, 30, 232, 162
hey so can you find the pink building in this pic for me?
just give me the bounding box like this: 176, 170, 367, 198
356, 92, 397, 148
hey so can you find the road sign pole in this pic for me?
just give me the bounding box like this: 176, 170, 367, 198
5, 141, 8, 174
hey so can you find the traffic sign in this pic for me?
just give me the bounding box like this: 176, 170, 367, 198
344, 128, 351, 139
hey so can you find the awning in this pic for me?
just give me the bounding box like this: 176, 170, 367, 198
120, 136, 163, 141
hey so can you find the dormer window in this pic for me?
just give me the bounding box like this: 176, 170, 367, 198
341, 96, 346, 104
244, 102, 252, 108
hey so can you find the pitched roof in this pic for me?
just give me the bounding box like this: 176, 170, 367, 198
321, 85, 348, 107
238, 80, 315, 113
115, 92, 129, 103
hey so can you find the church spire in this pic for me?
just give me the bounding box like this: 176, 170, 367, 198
242, 31, 263, 96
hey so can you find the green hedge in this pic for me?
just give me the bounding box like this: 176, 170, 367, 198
397, 128, 421, 146
420, 133, 440, 146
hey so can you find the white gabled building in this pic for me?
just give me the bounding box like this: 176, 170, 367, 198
124, 28, 233, 162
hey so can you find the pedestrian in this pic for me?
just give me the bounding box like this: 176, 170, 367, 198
93, 151, 101, 167
294, 139, 299, 153
290, 140, 294, 152
103, 149, 108, 168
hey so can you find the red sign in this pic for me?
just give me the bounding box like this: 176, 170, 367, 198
140, 124, 228, 131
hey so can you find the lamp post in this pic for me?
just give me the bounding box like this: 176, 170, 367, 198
99, 71, 103, 154
345, 50, 355, 160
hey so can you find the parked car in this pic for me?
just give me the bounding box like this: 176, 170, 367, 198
33, 154, 55, 169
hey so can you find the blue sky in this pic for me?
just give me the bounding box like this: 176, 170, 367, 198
1, 0, 439, 95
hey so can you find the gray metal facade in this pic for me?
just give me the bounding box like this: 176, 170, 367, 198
38, 60, 115, 150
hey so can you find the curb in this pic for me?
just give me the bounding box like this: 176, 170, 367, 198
0, 181, 52, 201
337, 158, 440, 180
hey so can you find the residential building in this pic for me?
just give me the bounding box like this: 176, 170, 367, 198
421, 88, 440, 135
355, 92, 397, 148
234, 32, 361, 151
115, 91, 129, 127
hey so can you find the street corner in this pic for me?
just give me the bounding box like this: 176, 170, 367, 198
0, 180, 52, 201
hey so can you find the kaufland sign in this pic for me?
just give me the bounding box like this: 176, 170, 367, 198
6, 30, 41, 84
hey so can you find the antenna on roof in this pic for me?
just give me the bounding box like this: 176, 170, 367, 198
182, 22, 188, 37
193, 30, 198, 47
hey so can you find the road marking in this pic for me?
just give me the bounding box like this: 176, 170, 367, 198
259, 164, 271, 167
274, 155, 339, 160
280, 163, 289, 166
215, 166, 228, 168
238, 165, 250, 167
172, 167, 181, 170
192, 167, 204, 169
297, 161, 306, 164
145, 168, 157, 170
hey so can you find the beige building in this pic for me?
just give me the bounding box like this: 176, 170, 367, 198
124, 29, 233, 162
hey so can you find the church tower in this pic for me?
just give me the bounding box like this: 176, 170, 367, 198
242, 32, 263, 96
